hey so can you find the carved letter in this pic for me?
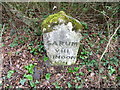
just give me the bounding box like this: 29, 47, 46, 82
59, 41, 64, 46
55, 49, 59, 52
71, 42, 78, 46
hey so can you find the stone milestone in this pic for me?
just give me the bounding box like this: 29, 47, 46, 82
41, 11, 83, 65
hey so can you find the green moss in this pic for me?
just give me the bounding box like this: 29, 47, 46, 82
41, 11, 83, 33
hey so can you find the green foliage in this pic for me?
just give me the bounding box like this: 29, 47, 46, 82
80, 51, 97, 67
7, 70, 15, 79
28, 41, 45, 55
76, 72, 85, 76
67, 67, 80, 73
45, 73, 51, 80
9, 36, 28, 48
2, 2, 119, 88
108, 65, 116, 76
80, 22, 88, 30
24, 64, 36, 74
101, 58, 109, 66
19, 79, 27, 85
67, 82, 72, 88
6, 86, 13, 88
109, 57, 119, 66
43, 55, 49, 61
29, 81, 36, 87
20, 63, 40, 87
53, 82, 61, 88
0, 83, 2, 87
9, 40, 18, 48
24, 74, 33, 81
116, 76, 120, 80
79, 50, 92, 60
0, 44, 5, 47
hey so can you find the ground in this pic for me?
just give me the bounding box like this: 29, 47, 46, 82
1, 2, 120, 88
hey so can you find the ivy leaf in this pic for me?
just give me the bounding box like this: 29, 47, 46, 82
19, 79, 26, 85
35, 80, 40, 84
80, 22, 88, 30
9, 43, 18, 48
67, 82, 72, 88
24, 74, 33, 81
7, 70, 15, 78
24, 64, 35, 74
43, 56, 49, 61
116, 76, 120, 80
74, 67, 80, 72
29, 81, 35, 87
45, 73, 51, 80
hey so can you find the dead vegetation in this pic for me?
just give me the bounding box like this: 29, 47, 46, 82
1, 2, 120, 88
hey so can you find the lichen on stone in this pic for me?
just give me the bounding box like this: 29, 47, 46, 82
41, 11, 83, 33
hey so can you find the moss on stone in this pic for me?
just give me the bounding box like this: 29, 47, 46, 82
41, 11, 83, 33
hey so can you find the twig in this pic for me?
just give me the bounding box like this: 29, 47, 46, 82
90, 6, 110, 20
98, 25, 120, 88
2, 3, 39, 30
100, 25, 120, 60
0, 24, 5, 86
0, 24, 5, 38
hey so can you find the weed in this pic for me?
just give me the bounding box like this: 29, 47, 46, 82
67, 82, 72, 88
7, 70, 15, 79
67, 66, 80, 73
116, 76, 120, 80
108, 65, 116, 76
43, 55, 49, 62
9, 40, 19, 48
53, 82, 61, 88
19, 79, 27, 85
109, 57, 119, 66
28, 41, 45, 56
20, 63, 39, 87
45, 73, 51, 80
76, 72, 85, 76
0, 83, 2, 87
24, 74, 33, 81
24, 64, 36, 74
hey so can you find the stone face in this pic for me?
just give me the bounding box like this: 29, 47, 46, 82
42, 11, 83, 65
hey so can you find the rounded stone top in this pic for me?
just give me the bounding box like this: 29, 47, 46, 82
41, 11, 84, 33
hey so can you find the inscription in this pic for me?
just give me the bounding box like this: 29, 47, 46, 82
55, 49, 70, 53
47, 41, 79, 46
50, 55, 76, 60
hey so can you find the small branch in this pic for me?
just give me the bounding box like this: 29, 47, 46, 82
90, 6, 110, 20
98, 25, 120, 88
0, 24, 5, 37
0, 24, 5, 86
2, 3, 39, 30
100, 25, 120, 61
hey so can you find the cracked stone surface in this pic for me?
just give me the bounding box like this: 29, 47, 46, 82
42, 11, 83, 65
43, 23, 82, 65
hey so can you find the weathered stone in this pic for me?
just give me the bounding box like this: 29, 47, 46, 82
42, 11, 83, 65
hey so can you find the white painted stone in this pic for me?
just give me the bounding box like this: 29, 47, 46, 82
42, 11, 83, 65
43, 23, 82, 65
